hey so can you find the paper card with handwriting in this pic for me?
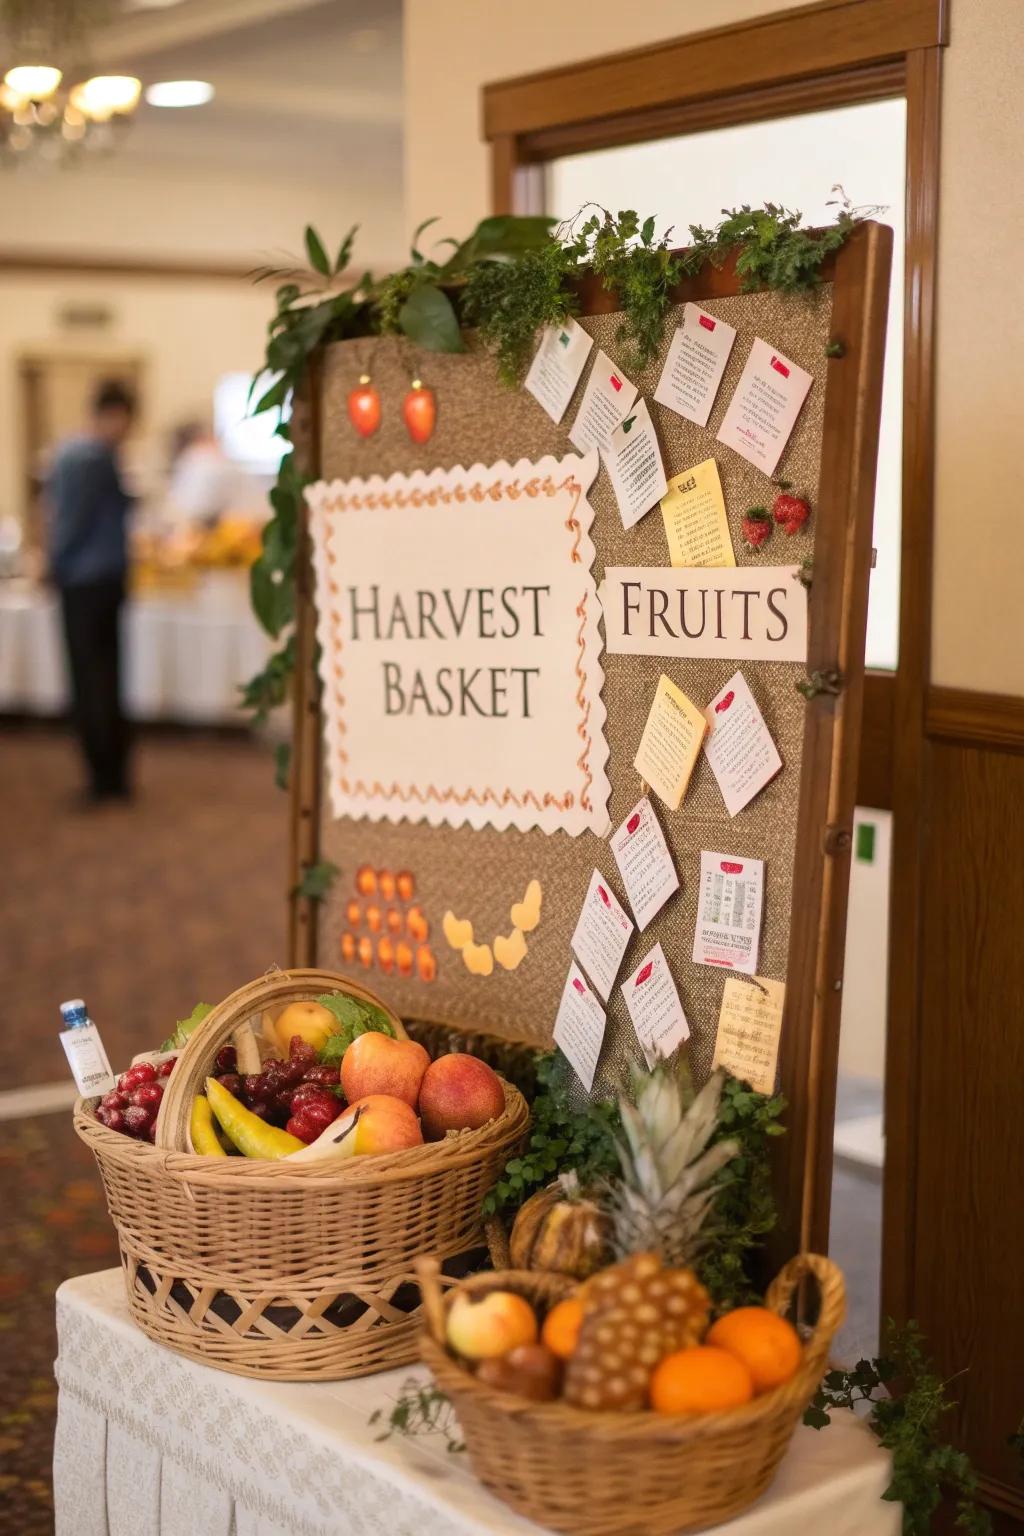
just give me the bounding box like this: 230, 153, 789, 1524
569, 349, 638, 453
634, 674, 708, 811
660, 458, 735, 568
604, 399, 669, 530
524, 315, 594, 424
703, 670, 783, 816
622, 942, 691, 1068
713, 976, 785, 1095
571, 868, 634, 1001
693, 850, 765, 975
553, 960, 607, 1092
610, 796, 680, 931
654, 303, 737, 427
717, 338, 813, 476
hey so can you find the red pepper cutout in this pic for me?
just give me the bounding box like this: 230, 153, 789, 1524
626, 813, 641, 834
597, 885, 610, 906
347, 375, 381, 438
635, 961, 654, 986
403, 378, 436, 444
715, 691, 735, 714
572, 977, 586, 995
721, 861, 744, 874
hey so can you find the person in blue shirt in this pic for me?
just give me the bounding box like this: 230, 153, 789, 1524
47, 379, 137, 803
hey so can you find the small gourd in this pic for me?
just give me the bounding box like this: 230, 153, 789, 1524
509, 1172, 611, 1279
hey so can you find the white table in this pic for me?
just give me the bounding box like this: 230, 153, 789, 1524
54, 1270, 900, 1536
0, 576, 271, 724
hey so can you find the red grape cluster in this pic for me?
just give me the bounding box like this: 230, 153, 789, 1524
212, 1036, 343, 1145
94, 1057, 177, 1142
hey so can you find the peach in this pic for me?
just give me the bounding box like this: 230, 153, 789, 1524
273, 1000, 337, 1056
347, 1093, 423, 1155
446, 1289, 538, 1360
341, 1031, 430, 1109
418, 1053, 505, 1140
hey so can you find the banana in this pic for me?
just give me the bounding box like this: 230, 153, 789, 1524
189, 1094, 227, 1157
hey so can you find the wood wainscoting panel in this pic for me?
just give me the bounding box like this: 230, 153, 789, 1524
913, 737, 1024, 1515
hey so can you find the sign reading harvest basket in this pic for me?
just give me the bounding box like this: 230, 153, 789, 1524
307, 454, 610, 836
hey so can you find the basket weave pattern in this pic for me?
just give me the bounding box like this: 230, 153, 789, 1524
74, 969, 529, 1380
418, 1253, 845, 1536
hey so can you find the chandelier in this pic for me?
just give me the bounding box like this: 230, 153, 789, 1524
1, 0, 141, 164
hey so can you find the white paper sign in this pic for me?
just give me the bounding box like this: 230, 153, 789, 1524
654, 304, 737, 427
307, 455, 611, 836
600, 566, 808, 662
622, 943, 690, 1068
717, 338, 813, 476
603, 399, 668, 530
610, 796, 680, 930
554, 961, 607, 1092
693, 851, 765, 975
524, 316, 594, 424
703, 671, 783, 816
571, 869, 634, 1001
569, 349, 638, 453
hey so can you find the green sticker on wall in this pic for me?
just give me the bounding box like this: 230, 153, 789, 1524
855, 821, 876, 863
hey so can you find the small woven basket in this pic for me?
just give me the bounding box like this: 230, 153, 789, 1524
417, 1252, 845, 1536
74, 968, 529, 1380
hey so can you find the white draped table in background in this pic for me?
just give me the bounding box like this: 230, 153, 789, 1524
54, 1270, 900, 1536
0, 576, 270, 724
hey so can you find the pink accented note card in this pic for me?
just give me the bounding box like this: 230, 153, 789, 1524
716, 338, 812, 476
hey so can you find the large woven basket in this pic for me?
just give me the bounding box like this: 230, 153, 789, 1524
74, 968, 529, 1380
418, 1252, 845, 1536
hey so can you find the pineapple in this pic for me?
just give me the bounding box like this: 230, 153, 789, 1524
563, 1063, 738, 1412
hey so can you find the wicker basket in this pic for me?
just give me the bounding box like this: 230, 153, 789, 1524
74, 968, 529, 1380
417, 1252, 845, 1536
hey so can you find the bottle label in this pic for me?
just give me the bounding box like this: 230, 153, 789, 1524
60, 1024, 116, 1097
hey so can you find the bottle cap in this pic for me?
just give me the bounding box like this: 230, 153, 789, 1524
60, 999, 88, 1027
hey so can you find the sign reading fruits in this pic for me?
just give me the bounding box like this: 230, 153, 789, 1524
307, 455, 610, 835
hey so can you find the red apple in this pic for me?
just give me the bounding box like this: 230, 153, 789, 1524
340, 1032, 430, 1110
418, 1053, 505, 1140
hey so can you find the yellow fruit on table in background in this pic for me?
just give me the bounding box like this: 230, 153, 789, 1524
649, 1346, 755, 1414
541, 1297, 584, 1361
706, 1307, 803, 1393
273, 1000, 337, 1056
446, 1289, 538, 1360
205, 1077, 304, 1159
189, 1094, 227, 1157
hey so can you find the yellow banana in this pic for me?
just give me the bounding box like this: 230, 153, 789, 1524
189, 1094, 228, 1157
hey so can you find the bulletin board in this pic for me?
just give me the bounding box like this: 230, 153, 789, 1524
289, 222, 891, 1254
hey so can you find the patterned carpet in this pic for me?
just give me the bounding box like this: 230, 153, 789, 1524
0, 722, 285, 1534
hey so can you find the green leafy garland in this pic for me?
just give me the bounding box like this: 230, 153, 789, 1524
242, 200, 861, 832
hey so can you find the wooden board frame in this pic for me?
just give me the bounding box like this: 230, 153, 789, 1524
288, 222, 892, 1263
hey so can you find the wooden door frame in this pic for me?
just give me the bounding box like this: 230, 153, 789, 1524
482, 0, 945, 1277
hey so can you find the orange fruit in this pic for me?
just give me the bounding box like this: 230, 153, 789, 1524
346, 899, 362, 929
395, 940, 413, 977
378, 869, 396, 902
541, 1297, 584, 1360
649, 1346, 754, 1414
407, 904, 430, 942
416, 944, 437, 982
396, 870, 415, 903
357, 935, 373, 968
706, 1308, 802, 1394
340, 931, 356, 963
356, 864, 376, 897
376, 935, 394, 973
366, 903, 382, 934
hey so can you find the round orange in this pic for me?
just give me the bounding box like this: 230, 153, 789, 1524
649, 1346, 754, 1414
706, 1308, 802, 1394
541, 1297, 584, 1360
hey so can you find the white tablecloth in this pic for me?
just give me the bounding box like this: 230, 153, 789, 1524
54, 1269, 900, 1536
0, 577, 270, 723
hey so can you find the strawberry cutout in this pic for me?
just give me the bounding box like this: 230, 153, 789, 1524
742, 507, 772, 549
347, 375, 381, 438
772, 482, 811, 535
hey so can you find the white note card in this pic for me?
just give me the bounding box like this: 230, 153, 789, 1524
654, 303, 737, 427
570, 868, 634, 1002
553, 960, 608, 1092
621, 942, 690, 1069
717, 338, 813, 476
569, 349, 638, 453
693, 850, 765, 975
524, 316, 594, 424
610, 796, 680, 930
603, 398, 669, 530
703, 671, 783, 817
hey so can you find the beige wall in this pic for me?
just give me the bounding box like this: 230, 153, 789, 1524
404, 0, 1024, 696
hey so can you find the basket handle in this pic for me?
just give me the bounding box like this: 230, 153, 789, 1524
415, 1255, 448, 1346
765, 1252, 846, 1377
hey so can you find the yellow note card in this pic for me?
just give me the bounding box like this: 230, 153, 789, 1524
660, 458, 735, 568
634, 674, 707, 810
713, 976, 785, 1094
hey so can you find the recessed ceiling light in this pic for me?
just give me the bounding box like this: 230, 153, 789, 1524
4, 65, 62, 99
145, 80, 215, 109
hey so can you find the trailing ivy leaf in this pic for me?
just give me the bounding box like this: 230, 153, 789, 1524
398, 283, 463, 352
295, 860, 339, 901
273, 741, 290, 791
304, 224, 330, 276
250, 556, 294, 639
239, 635, 296, 724
252, 373, 290, 416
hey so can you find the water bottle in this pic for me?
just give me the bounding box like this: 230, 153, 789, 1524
59, 998, 116, 1097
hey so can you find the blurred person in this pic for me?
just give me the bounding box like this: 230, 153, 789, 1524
165, 419, 251, 528
46, 379, 137, 804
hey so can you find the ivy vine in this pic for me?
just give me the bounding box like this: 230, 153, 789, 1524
242, 201, 862, 754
